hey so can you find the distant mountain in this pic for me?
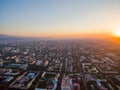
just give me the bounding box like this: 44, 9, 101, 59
0, 34, 7, 38
0, 34, 19, 40
0, 34, 47, 41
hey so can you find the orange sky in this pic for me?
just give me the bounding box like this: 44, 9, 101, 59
7, 30, 113, 39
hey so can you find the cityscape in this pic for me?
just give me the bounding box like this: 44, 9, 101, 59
0, 0, 120, 90
0, 39, 120, 90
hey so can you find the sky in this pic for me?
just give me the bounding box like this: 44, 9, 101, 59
0, 0, 120, 38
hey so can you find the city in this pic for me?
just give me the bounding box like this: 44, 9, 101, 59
0, 0, 120, 89
0, 39, 120, 90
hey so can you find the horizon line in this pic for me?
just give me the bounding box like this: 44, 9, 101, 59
0, 32, 116, 39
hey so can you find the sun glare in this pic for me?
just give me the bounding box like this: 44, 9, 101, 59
114, 29, 120, 37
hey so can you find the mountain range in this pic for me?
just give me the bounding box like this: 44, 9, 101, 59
0, 34, 47, 41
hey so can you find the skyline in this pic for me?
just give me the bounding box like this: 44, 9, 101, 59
0, 0, 120, 38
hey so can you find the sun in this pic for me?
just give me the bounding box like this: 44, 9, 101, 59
114, 29, 120, 37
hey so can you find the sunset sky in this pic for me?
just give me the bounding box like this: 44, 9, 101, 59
0, 0, 120, 38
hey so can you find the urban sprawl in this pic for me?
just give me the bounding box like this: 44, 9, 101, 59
0, 40, 120, 90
